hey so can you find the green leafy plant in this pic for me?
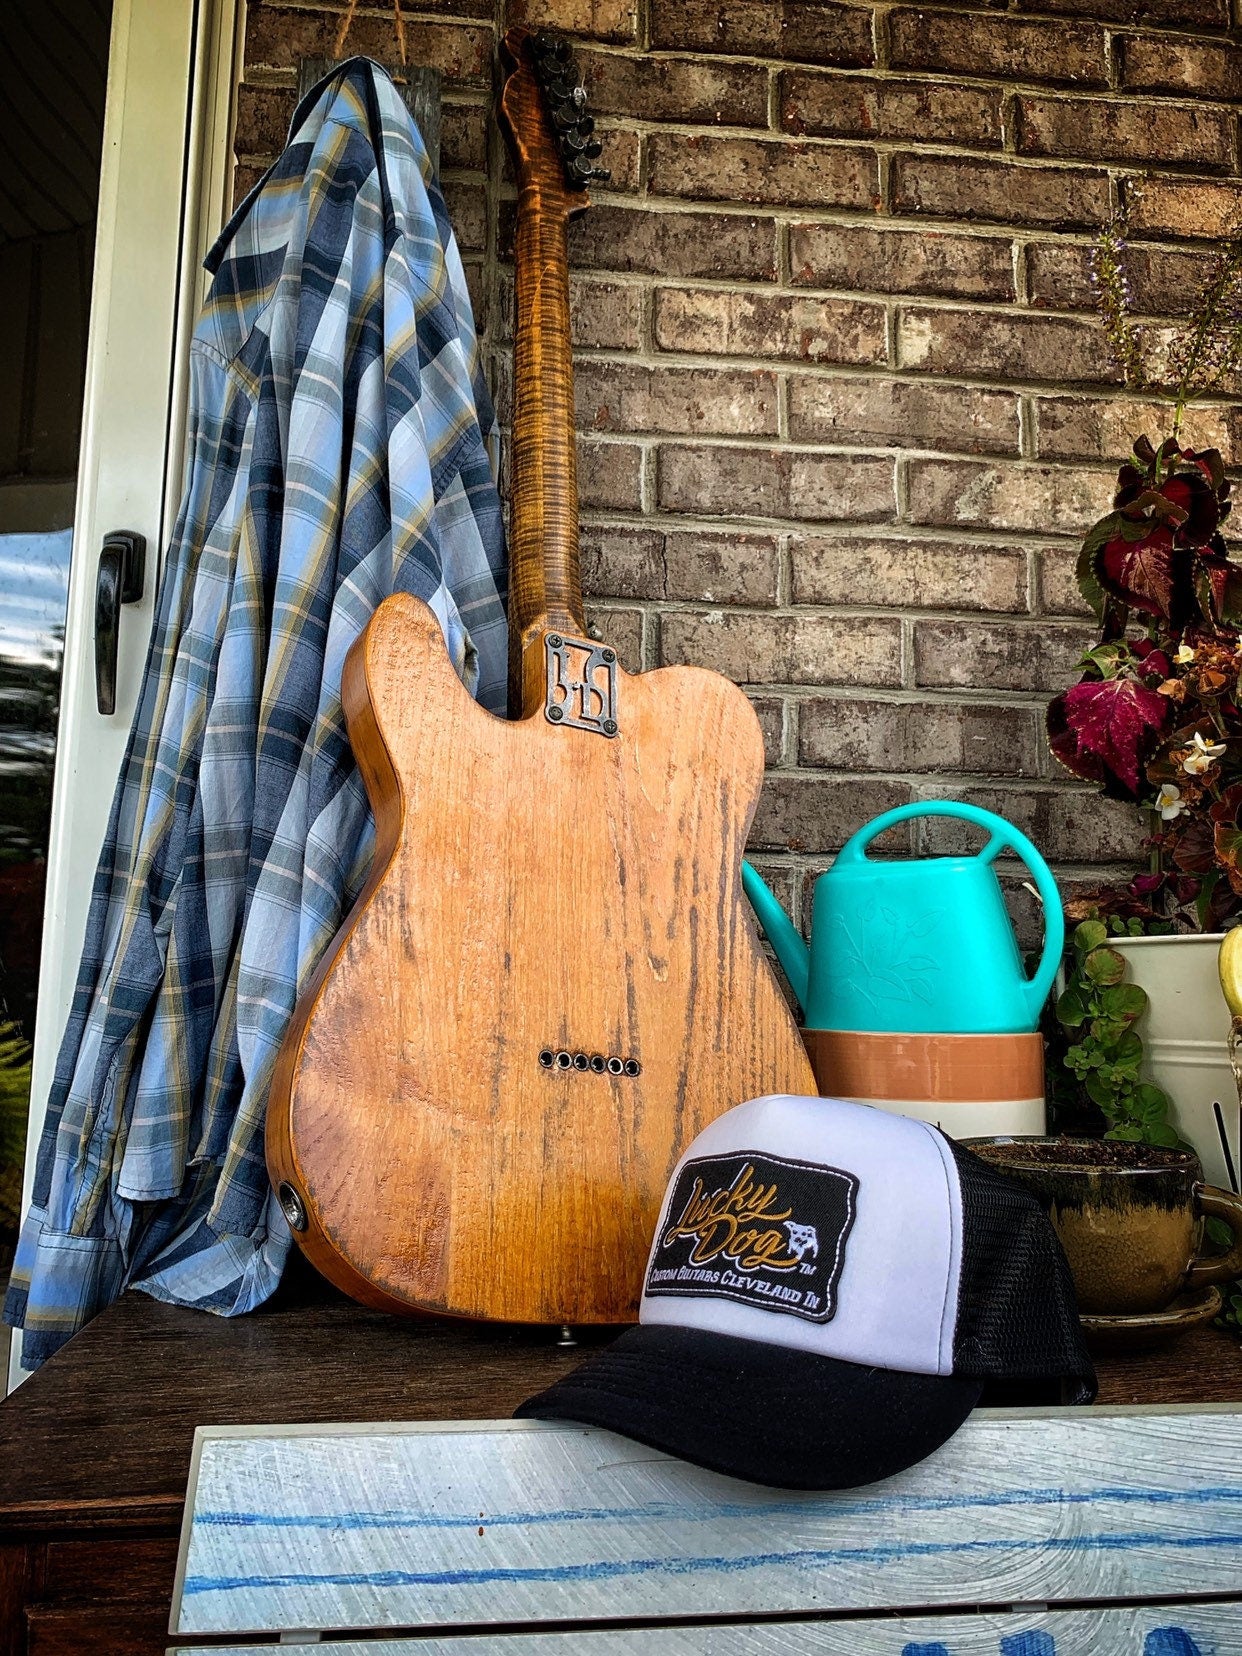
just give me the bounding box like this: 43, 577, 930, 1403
1055, 920, 1180, 1145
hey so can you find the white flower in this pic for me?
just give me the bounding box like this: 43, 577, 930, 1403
1175, 643, 1196, 665
1182, 730, 1227, 775
1157, 783, 1185, 821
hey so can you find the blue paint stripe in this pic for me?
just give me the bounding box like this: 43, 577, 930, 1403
193, 1481, 1242, 1535
182, 1527, 1242, 1597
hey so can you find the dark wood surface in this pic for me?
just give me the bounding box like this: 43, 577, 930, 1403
2, 1257, 1240, 1537
0, 1262, 1239, 1655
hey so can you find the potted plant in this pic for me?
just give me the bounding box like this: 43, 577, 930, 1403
1045, 218, 1242, 1188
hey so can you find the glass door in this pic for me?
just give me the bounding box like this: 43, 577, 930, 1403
2, 0, 239, 1388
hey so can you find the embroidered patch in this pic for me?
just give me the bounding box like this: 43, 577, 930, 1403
645, 1150, 858, 1324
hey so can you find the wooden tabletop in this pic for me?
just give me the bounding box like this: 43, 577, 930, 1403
1, 1256, 1239, 1538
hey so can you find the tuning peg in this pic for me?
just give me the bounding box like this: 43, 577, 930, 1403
561, 127, 601, 158
559, 115, 595, 144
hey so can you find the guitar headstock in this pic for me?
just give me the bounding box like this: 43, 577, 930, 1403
499, 26, 611, 213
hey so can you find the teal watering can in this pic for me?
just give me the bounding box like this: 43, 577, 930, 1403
743, 801, 1064, 1035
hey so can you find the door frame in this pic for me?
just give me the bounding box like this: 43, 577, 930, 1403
8, 0, 245, 1391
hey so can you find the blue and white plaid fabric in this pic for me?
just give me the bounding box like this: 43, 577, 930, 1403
4, 60, 507, 1367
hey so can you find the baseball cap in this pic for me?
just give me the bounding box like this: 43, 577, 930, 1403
516, 1094, 1096, 1489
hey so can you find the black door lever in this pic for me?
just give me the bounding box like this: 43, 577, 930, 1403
95, 530, 146, 715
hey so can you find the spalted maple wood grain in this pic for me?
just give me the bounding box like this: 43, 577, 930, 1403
267, 596, 814, 1323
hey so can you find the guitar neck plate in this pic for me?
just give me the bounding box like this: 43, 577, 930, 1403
544, 633, 618, 736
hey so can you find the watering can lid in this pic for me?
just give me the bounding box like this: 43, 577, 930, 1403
517, 1094, 1095, 1490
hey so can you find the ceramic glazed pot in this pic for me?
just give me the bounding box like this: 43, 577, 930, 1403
963, 1136, 1242, 1315
805, 1030, 1045, 1139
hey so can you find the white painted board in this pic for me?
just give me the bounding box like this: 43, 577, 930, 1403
171, 1409, 1242, 1638
166, 1602, 1242, 1654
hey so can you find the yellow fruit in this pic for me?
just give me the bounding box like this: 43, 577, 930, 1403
1219, 927, 1242, 1020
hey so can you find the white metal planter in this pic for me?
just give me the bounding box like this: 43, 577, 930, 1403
1112, 933, 1240, 1191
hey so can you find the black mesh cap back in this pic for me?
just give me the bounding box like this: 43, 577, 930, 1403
946, 1140, 1097, 1405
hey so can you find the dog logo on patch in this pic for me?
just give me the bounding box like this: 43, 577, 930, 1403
784, 1221, 818, 1262
645, 1151, 857, 1324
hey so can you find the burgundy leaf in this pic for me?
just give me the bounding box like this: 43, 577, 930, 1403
1047, 677, 1170, 798
1096, 524, 1177, 617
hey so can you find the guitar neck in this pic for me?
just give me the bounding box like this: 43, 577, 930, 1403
507, 186, 588, 717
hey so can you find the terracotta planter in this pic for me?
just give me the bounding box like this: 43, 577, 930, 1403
804, 1029, 1045, 1139
1111, 933, 1239, 1191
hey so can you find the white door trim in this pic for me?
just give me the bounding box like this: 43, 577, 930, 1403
8, 0, 245, 1392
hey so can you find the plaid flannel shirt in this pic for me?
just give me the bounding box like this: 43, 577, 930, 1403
4, 60, 507, 1367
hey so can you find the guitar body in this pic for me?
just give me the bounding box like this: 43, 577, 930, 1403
267, 29, 816, 1322
267, 593, 813, 1322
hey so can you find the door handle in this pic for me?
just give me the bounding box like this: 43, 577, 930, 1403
95, 530, 146, 715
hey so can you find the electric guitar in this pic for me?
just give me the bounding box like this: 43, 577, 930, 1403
265, 29, 815, 1324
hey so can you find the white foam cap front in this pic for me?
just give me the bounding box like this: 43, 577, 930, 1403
639, 1094, 965, 1377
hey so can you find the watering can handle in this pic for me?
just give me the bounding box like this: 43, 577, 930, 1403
836, 801, 1065, 1023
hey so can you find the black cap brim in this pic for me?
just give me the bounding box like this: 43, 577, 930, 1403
515, 1324, 983, 1491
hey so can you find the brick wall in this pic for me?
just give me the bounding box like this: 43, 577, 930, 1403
234, 0, 1242, 943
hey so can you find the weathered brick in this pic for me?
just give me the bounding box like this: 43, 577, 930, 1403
1026, 241, 1217, 316
507, 0, 637, 42
445, 185, 486, 253
661, 611, 904, 686
1124, 177, 1242, 240
578, 440, 644, 510
650, 0, 875, 67
1016, 94, 1235, 170
648, 135, 880, 211
654, 287, 886, 366
921, 787, 1143, 865
893, 156, 1111, 229
658, 445, 896, 522
441, 103, 489, 172
907, 459, 1115, 533
790, 535, 1028, 611
569, 280, 643, 350
899, 307, 1117, 386
581, 526, 664, 600
781, 72, 1003, 148
245, 9, 493, 83
594, 128, 642, 192
1033, 395, 1237, 461
799, 696, 1041, 776
667, 530, 781, 605
585, 604, 643, 671
566, 204, 777, 280
575, 360, 778, 436
790, 224, 1015, 300
749, 696, 787, 765
1037, 545, 1095, 616
913, 619, 1092, 692
750, 777, 914, 855
499, 275, 644, 348
464, 263, 487, 333
234, 84, 294, 156
787, 377, 1020, 454
1121, 34, 1242, 97
232, 163, 265, 206
1018, 0, 1228, 28
889, 10, 1108, 87
579, 49, 769, 126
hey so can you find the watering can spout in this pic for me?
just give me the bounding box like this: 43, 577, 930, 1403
741, 861, 809, 1012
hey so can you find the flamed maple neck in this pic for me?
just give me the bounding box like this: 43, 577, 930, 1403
499, 28, 606, 718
